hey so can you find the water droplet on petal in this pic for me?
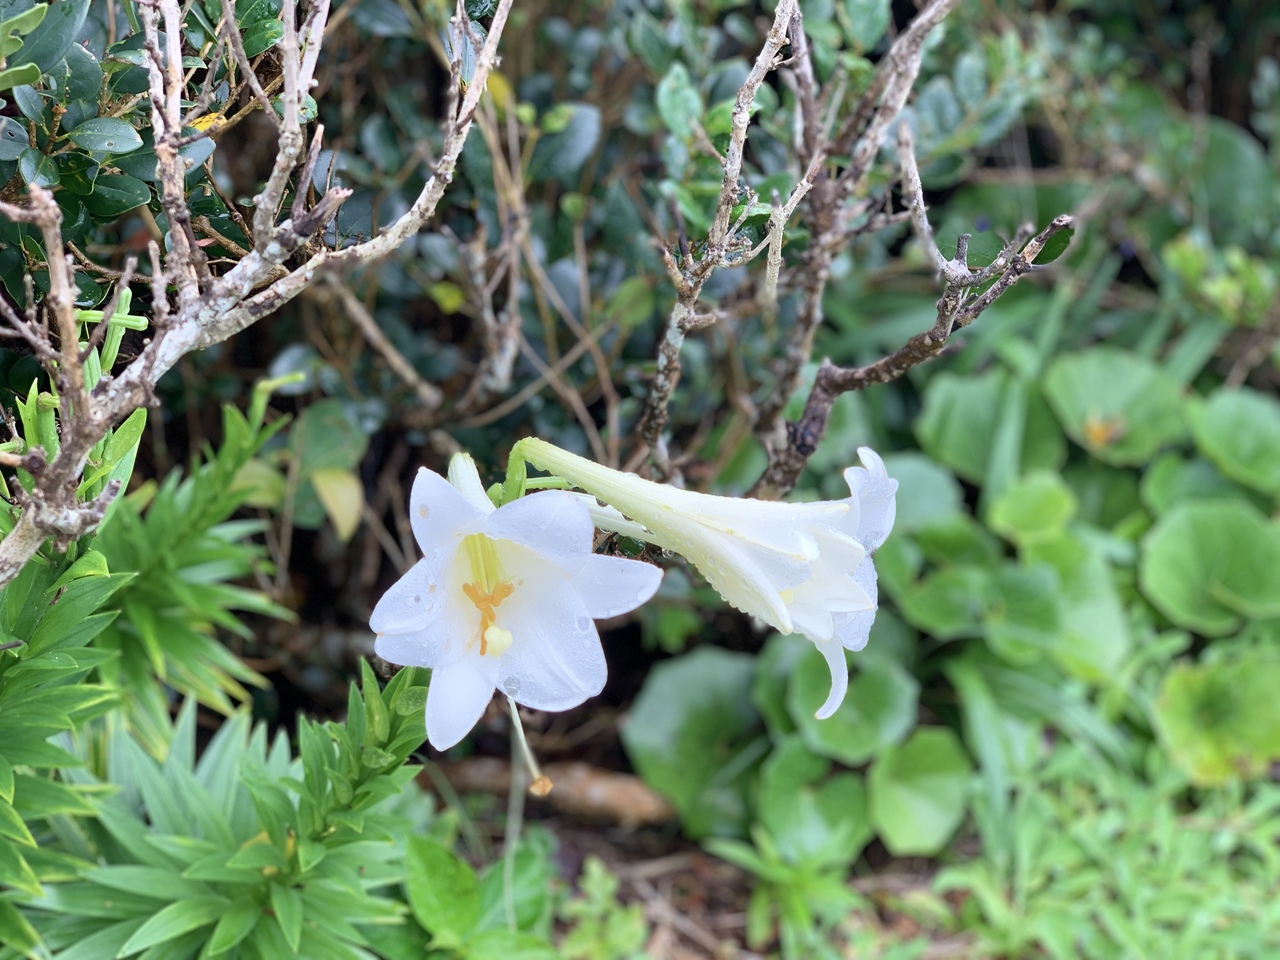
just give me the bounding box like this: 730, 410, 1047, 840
417, 504, 429, 519
412, 594, 421, 604
503, 676, 521, 696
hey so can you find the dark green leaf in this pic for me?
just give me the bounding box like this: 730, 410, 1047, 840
66, 116, 143, 154
240, 18, 284, 57
18, 145, 57, 187
6, 0, 89, 73
0, 115, 26, 159
82, 173, 150, 217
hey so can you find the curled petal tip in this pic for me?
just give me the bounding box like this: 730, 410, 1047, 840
854, 445, 890, 478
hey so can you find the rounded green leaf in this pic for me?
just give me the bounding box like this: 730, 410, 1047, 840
526, 102, 601, 183
758, 737, 871, 868
1140, 499, 1280, 635
1190, 388, 1280, 494
1042, 348, 1187, 465
788, 654, 918, 765
989, 470, 1077, 546
916, 370, 1065, 484
868, 727, 972, 856
1156, 651, 1280, 785
66, 117, 143, 155
882, 453, 964, 533
1140, 454, 1247, 516
5, 0, 88, 74
622, 647, 762, 838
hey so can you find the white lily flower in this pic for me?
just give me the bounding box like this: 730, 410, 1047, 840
370, 454, 663, 750
518, 440, 897, 719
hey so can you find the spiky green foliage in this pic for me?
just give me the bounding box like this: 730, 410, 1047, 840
4, 666, 430, 960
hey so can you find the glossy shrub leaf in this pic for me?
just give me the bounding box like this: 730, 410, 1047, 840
1156, 651, 1280, 785
58, 40, 103, 101
5, 0, 88, 73
1190, 387, 1280, 494
0, 61, 39, 91
1140, 499, 1280, 635
82, 173, 150, 216
310, 466, 364, 542
622, 647, 762, 838
868, 727, 972, 856
66, 117, 143, 154
788, 653, 918, 765
1042, 348, 1187, 465
0, 115, 27, 160
988, 470, 1077, 547
655, 62, 702, 139
241, 18, 284, 57
404, 836, 480, 942
844, 0, 891, 51
18, 146, 57, 187
526, 102, 601, 183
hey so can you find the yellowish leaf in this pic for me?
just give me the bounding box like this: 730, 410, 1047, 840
311, 467, 364, 542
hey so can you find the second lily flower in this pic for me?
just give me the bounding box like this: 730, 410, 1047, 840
516, 439, 898, 719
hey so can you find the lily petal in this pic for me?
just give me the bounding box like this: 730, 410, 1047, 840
447, 453, 497, 515
410, 467, 481, 552
572, 554, 664, 619
833, 559, 879, 653
425, 657, 499, 750
485, 490, 595, 564
845, 447, 899, 552
497, 574, 607, 711
814, 637, 850, 720
369, 557, 448, 636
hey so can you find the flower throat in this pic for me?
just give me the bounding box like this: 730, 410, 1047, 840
459, 533, 515, 656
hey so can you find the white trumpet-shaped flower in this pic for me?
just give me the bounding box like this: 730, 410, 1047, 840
519, 440, 897, 719
370, 454, 663, 750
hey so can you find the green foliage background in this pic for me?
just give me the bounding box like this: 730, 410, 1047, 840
2, 0, 1280, 957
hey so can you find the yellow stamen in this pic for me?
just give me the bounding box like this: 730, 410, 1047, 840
460, 534, 515, 656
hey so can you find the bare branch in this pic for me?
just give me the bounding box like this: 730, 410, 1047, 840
329, 280, 443, 410
752, 214, 1075, 498
637, 0, 799, 475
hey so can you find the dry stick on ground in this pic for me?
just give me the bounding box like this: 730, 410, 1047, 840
0, 0, 515, 587
751, 127, 1075, 497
